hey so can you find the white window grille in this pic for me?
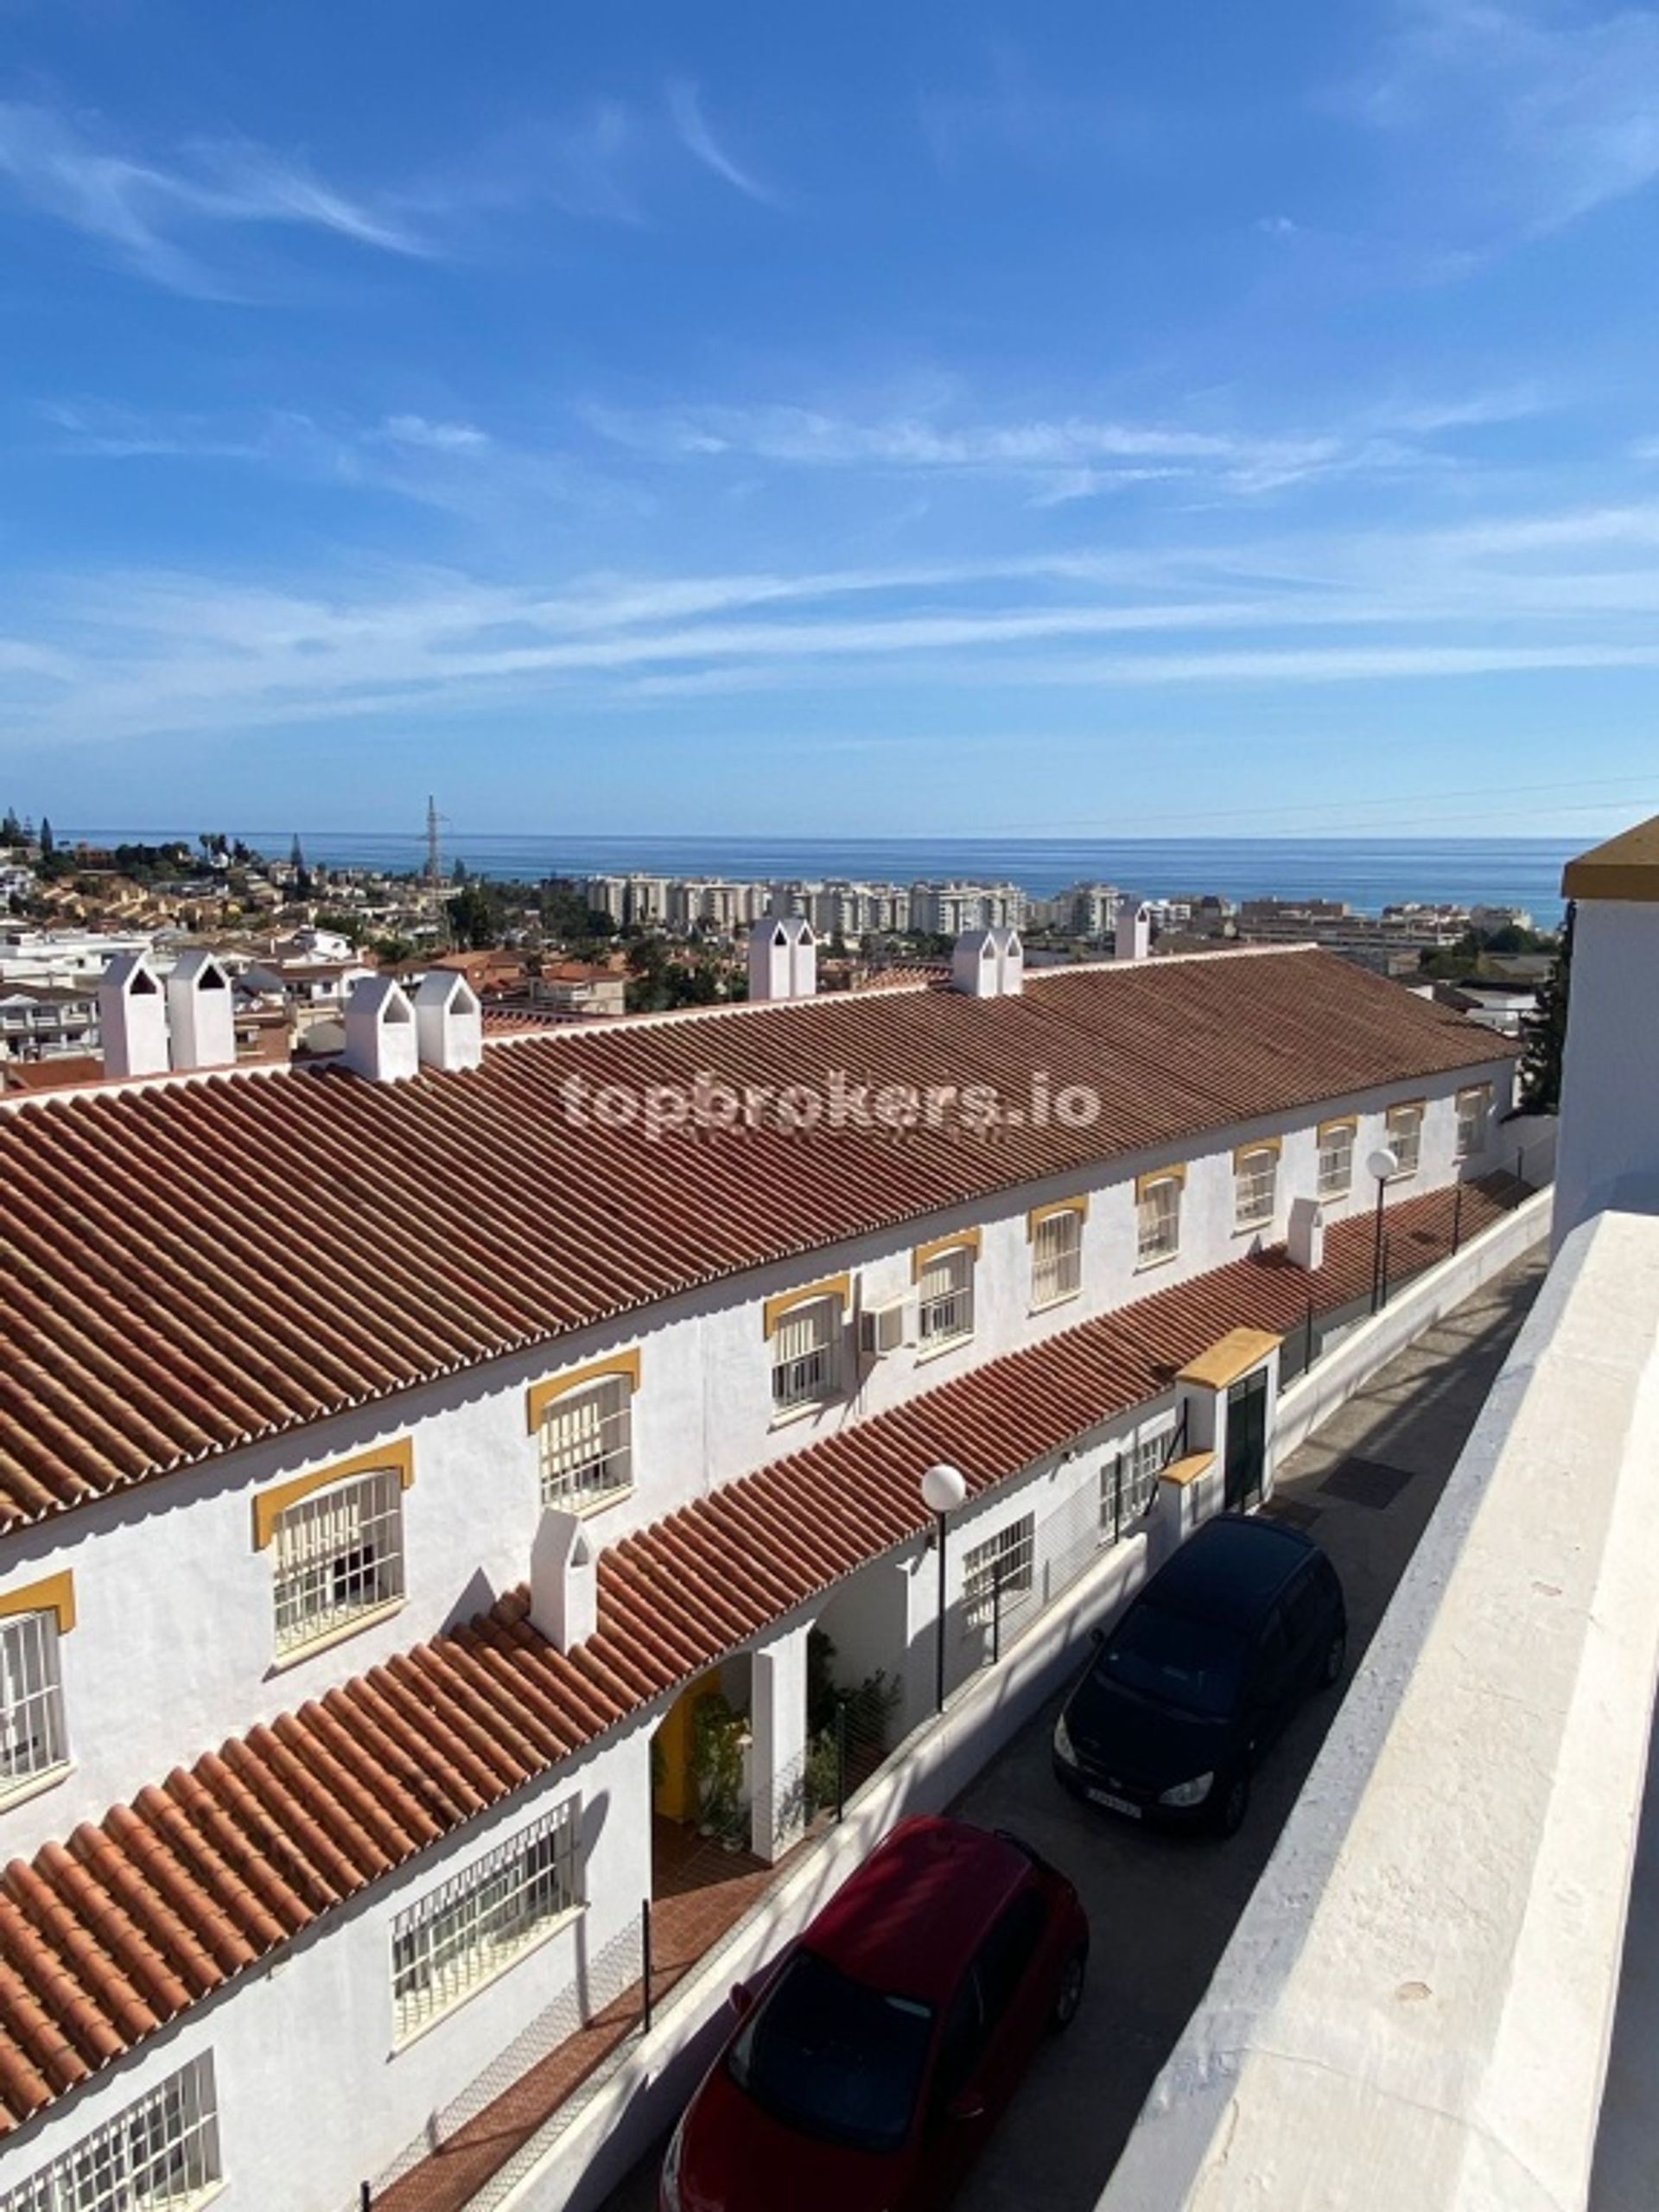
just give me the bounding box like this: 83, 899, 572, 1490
1456, 1087, 1491, 1160
1099, 1430, 1170, 1537
539, 1376, 632, 1508
271, 1468, 404, 1657
1317, 1122, 1355, 1200
1031, 1210, 1083, 1306
1136, 1175, 1182, 1265
391, 1801, 582, 2036
0, 1609, 67, 1796
771, 1295, 842, 1414
0, 2052, 221, 2212
963, 1516, 1035, 1628
918, 1244, 976, 1347
1386, 1103, 1425, 1178
1233, 1147, 1278, 1230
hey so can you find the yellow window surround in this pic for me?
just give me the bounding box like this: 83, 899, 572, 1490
0, 1570, 76, 1635
1232, 1136, 1283, 1166
525, 1350, 642, 1434
912, 1228, 982, 1282
763, 1273, 852, 1339
1388, 1098, 1427, 1122
1318, 1116, 1359, 1138
1027, 1196, 1089, 1238
252, 1438, 414, 1552
1135, 1164, 1187, 1198
1458, 1082, 1494, 1103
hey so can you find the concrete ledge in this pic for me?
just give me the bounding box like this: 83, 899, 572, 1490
495, 1531, 1155, 2212
1098, 1210, 1659, 2212
1159, 1451, 1216, 1489
1274, 1187, 1551, 1465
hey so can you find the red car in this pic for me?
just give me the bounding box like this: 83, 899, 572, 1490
660, 1815, 1090, 2212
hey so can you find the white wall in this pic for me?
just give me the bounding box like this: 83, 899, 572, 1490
1556, 899, 1659, 1245
0, 1720, 653, 2212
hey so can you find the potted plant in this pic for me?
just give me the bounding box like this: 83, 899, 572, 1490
690, 1691, 751, 1847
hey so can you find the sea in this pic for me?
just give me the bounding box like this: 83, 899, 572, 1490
76, 831, 1580, 925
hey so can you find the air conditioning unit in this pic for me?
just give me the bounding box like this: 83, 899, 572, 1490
860, 1297, 913, 1357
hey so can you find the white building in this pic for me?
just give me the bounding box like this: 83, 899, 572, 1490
909, 879, 1027, 934
0, 943, 1522, 2212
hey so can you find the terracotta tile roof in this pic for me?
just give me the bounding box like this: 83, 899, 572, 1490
0, 950, 1512, 1535
0, 1177, 1521, 2137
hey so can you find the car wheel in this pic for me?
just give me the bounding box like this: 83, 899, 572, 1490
1051, 1945, 1087, 2031
1216, 1766, 1251, 1838
1320, 1630, 1347, 1688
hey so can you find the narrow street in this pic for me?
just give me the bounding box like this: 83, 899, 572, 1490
601, 1253, 1546, 2212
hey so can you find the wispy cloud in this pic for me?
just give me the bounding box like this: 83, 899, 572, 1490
376, 414, 491, 453
0, 99, 429, 293
14, 495, 1659, 746
666, 82, 778, 206
1350, 1, 1659, 249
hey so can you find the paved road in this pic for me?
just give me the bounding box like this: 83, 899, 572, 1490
602, 1255, 1545, 2212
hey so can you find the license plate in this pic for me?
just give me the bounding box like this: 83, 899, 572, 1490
1088, 1789, 1141, 1818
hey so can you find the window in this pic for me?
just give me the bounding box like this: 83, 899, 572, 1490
0, 2053, 220, 2212
1098, 1430, 1169, 1540
1386, 1102, 1425, 1179
539, 1375, 632, 1509
0, 1610, 67, 1796
1317, 1121, 1355, 1200
1136, 1173, 1182, 1266
1233, 1145, 1278, 1231
963, 1516, 1035, 1628
771, 1294, 843, 1415
1031, 1208, 1083, 1306
1456, 1085, 1491, 1160
918, 1243, 976, 1349
392, 1800, 581, 2037
271, 1467, 404, 1656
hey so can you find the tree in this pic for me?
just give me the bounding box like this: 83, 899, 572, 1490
1518, 900, 1573, 1113
39, 817, 54, 857
0, 806, 21, 846
445, 881, 502, 950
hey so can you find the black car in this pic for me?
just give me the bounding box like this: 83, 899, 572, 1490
1052, 1513, 1346, 1836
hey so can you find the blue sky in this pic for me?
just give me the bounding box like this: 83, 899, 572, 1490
4, 0, 1659, 839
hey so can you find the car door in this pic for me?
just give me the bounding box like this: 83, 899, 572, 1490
1247, 1605, 1299, 1748
965, 1886, 1053, 2115
918, 1965, 992, 2209
1281, 1564, 1329, 1692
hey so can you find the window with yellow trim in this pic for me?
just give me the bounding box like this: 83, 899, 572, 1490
1317, 1122, 1355, 1200
771, 1292, 844, 1415
271, 1465, 405, 1656
1031, 1207, 1084, 1306
1136, 1173, 1183, 1265
1456, 1086, 1491, 1161
1386, 1102, 1425, 1179
539, 1374, 633, 1509
918, 1242, 976, 1348
0, 1608, 68, 1797
1233, 1145, 1279, 1231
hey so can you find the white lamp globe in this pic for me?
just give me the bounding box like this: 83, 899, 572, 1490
1366, 1147, 1400, 1183
920, 1462, 968, 1516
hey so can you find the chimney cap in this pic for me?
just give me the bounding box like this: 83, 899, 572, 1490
101, 950, 161, 996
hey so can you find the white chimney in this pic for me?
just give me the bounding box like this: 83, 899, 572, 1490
99, 951, 169, 1079
414, 969, 483, 1071
529, 1509, 598, 1651
342, 975, 419, 1081
952, 925, 1024, 997
748, 915, 817, 1002
1287, 1195, 1326, 1272
165, 950, 236, 1072
1116, 898, 1152, 962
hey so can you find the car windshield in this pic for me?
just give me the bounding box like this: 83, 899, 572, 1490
727, 1948, 935, 2155
1101, 1601, 1246, 1717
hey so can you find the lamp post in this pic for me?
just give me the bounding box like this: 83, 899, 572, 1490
920, 1462, 968, 1715
1366, 1147, 1399, 1314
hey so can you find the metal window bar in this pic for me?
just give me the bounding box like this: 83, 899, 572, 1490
0, 2053, 220, 2212
1234, 1149, 1278, 1230
1031, 1211, 1082, 1305
1136, 1177, 1181, 1263
272, 1468, 404, 1656
963, 1516, 1034, 1630
918, 1246, 975, 1344
539, 1377, 632, 1507
0, 1609, 67, 1791
1316, 1127, 1354, 1199
1386, 1109, 1424, 1177
771, 1298, 840, 1413
391, 1801, 582, 2037
1456, 1091, 1491, 1161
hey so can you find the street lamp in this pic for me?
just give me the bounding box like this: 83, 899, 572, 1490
920, 1462, 968, 1715
1366, 1147, 1399, 1314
